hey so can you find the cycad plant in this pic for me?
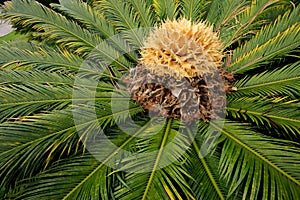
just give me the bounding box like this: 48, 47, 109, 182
0, 0, 300, 199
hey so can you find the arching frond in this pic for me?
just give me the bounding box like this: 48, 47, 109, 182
0, 100, 142, 195
9, 118, 188, 199
221, 0, 287, 47
0, 74, 102, 123
53, 0, 138, 62
0, 42, 84, 72
54, 0, 115, 38
94, 0, 145, 47
233, 61, 300, 98
1, 0, 133, 71
206, 0, 247, 31
125, 0, 155, 27
152, 0, 180, 21
1, 0, 102, 56
114, 119, 194, 200
0, 70, 114, 92
256, 0, 293, 23
1, 41, 132, 80
180, 0, 208, 21
226, 97, 300, 140
13, 155, 116, 200
0, 110, 78, 194
0, 84, 73, 122
185, 122, 228, 200
0, 70, 73, 86
213, 122, 300, 200
228, 4, 300, 73
0, 40, 38, 52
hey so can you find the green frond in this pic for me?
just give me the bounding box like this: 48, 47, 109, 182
0, 42, 84, 72
0, 100, 143, 195
228, 4, 300, 73
53, 0, 138, 62
117, 165, 194, 200
1, 0, 133, 70
233, 61, 300, 98
226, 97, 300, 140
0, 84, 73, 122
236, 0, 283, 29
52, 118, 151, 200
125, 0, 155, 27
152, 0, 180, 21
185, 122, 228, 200
0, 40, 38, 52
9, 119, 172, 199
13, 155, 115, 200
115, 119, 194, 200
54, 0, 115, 38
0, 110, 78, 194
255, 0, 293, 23
220, 0, 286, 47
1, 0, 102, 56
180, 0, 208, 21
0, 70, 114, 92
213, 122, 300, 200
206, 0, 248, 31
0, 42, 132, 78
0, 70, 73, 86
95, 0, 145, 47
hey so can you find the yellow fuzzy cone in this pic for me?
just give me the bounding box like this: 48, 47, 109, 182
140, 18, 223, 79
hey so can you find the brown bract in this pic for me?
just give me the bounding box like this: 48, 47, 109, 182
124, 66, 234, 122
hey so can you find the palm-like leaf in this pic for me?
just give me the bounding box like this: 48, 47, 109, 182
0, 0, 299, 199
233, 61, 300, 98
151, 0, 179, 20
228, 4, 300, 73
227, 97, 300, 139
185, 122, 228, 200
14, 155, 115, 200
214, 122, 300, 200
180, 0, 208, 21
